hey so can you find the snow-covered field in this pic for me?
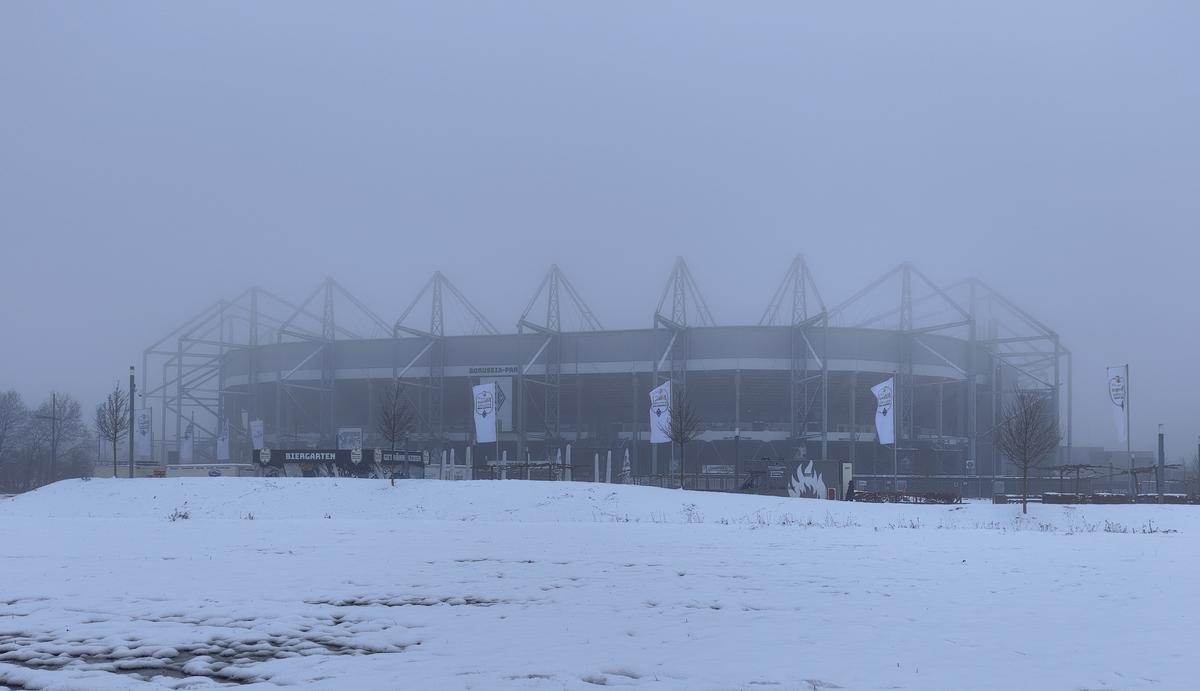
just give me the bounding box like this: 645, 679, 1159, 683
1, 479, 1196, 690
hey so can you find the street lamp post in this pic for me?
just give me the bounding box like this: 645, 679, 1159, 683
128, 367, 136, 478
34, 393, 58, 486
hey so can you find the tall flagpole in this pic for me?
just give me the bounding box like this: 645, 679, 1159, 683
1126, 364, 1132, 495
893, 375, 898, 490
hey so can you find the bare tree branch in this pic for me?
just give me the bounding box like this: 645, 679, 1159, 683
994, 391, 1060, 513
95, 383, 130, 478
377, 380, 416, 485
661, 386, 702, 489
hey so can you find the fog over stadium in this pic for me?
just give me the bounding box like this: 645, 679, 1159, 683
2, 2, 1197, 460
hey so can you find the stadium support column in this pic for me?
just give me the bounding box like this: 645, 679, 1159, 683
161, 361, 168, 465
734, 369, 741, 472
848, 370, 856, 469
575, 352, 582, 446
321, 281, 336, 448
966, 283, 977, 490
1066, 349, 1073, 468
631, 372, 639, 476
821, 319, 829, 461
898, 266, 914, 449
275, 329, 284, 451
1157, 424, 1165, 503
545, 334, 561, 450
1053, 335, 1062, 466
428, 338, 445, 463
176, 338, 183, 461
516, 368, 526, 470
248, 287, 260, 445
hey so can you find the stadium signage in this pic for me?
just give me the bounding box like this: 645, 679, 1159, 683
379, 450, 423, 464
254, 449, 344, 465
254, 449, 425, 466
469, 365, 519, 376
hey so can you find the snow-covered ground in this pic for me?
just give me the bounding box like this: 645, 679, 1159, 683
1, 479, 1195, 690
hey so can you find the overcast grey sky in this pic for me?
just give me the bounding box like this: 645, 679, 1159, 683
2, 2, 1197, 458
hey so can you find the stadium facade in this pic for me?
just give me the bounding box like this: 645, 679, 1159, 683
142, 257, 1071, 495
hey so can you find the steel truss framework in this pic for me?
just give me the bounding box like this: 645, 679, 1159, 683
142, 259, 1069, 480
513, 265, 605, 464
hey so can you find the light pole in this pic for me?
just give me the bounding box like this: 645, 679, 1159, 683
1157, 424, 1165, 503
34, 393, 58, 486
128, 367, 136, 478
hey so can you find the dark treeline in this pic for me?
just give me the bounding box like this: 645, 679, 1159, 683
0, 389, 93, 493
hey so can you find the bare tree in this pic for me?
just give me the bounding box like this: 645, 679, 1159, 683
661, 388, 702, 490
377, 380, 416, 484
26, 393, 87, 488
1183, 453, 1200, 498
995, 392, 1060, 514
95, 383, 130, 478
0, 391, 29, 491
0, 390, 26, 463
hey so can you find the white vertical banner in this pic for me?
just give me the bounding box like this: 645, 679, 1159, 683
1107, 366, 1128, 443
250, 419, 265, 450
133, 408, 153, 461
216, 419, 231, 461
871, 378, 896, 445
472, 383, 498, 443
621, 448, 632, 481
649, 381, 672, 444
179, 420, 194, 463
337, 427, 363, 451
479, 377, 512, 432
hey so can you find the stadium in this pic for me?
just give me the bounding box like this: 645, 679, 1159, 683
141, 256, 1072, 497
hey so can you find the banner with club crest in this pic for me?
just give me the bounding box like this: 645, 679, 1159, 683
1107, 366, 1128, 443
472, 382, 498, 443
649, 381, 671, 444
871, 378, 895, 445
133, 408, 153, 460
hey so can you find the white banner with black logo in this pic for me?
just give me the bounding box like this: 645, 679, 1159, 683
472, 382, 498, 443
216, 419, 230, 461
250, 419, 265, 451
134, 408, 153, 460
1107, 366, 1128, 443
871, 378, 896, 445
479, 376, 512, 432
179, 421, 194, 463
649, 381, 671, 444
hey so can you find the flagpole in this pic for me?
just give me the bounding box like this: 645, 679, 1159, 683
1126, 363, 1132, 496
893, 374, 899, 491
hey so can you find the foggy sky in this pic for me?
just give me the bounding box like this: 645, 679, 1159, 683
2, 2, 1197, 459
